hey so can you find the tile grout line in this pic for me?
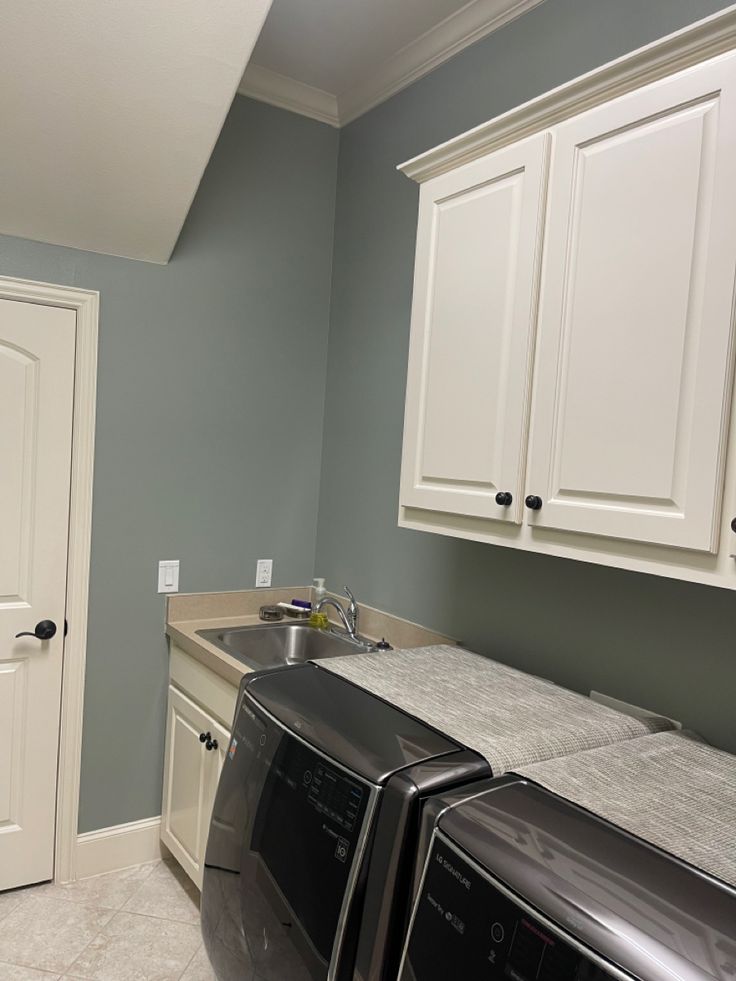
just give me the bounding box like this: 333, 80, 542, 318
176, 940, 204, 981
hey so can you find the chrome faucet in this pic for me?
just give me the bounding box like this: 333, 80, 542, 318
316, 585, 360, 640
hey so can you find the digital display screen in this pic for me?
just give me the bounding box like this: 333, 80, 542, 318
401, 840, 617, 981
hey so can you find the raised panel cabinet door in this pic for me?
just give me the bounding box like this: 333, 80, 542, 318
400, 132, 549, 524
161, 685, 216, 886
0, 297, 76, 891
527, 53, 736, 551
198, 715, 229, 888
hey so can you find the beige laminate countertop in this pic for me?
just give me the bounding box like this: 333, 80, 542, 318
165, 587, 453, 688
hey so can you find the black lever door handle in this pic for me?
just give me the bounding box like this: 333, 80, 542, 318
15, 619, 57, 641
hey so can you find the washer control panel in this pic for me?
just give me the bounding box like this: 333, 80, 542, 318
401, 837, 617, 981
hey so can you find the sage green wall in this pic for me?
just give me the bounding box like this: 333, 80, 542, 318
316, 0, 736, 754
0, 97, 338, 832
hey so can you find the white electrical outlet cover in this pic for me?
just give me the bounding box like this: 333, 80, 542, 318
256, 558, 273, 587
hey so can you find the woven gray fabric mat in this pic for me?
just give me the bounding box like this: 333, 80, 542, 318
517, 731, 736, 888
320, 645, 672, 774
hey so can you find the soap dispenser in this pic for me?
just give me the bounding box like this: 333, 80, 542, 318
312, 577, 326, 611
309, 577, 328, 629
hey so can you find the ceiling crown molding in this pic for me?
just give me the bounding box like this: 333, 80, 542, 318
398, 2, 736, 182
240, 0, 544, 128
239, 64, 340, 127
337, 0, 545, 125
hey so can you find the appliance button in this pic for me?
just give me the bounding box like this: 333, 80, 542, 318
491, 922, 505, 943
303, 770, 312, 785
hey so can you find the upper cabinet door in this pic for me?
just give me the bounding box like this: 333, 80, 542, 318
400, 133, 548, 524
527, 54, 736, 552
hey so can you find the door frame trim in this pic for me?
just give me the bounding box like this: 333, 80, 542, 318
0, 275, 99, 884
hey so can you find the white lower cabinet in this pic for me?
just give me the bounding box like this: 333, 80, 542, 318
399, 45, 736, 589
161, 648, 237, 889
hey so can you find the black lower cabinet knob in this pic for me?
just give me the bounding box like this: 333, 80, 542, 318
205, 738, 218, 752
495, 491, 513, 507
525, 495, 543, 511
199, 732, 209, 743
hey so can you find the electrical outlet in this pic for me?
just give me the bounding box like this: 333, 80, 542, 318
158, 560, 180, 593
255, 558, 273, 588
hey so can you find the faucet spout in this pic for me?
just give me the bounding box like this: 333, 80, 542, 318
315, 598, 354, 637
315, 585, 360, 640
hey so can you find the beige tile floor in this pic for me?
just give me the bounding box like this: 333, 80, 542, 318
0, 859, 216, 980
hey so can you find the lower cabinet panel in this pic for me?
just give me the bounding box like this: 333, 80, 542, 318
161, 682, 231, 889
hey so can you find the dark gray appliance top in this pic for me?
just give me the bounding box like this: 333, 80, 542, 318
438, 775, 736, 981
244, 663, 464, 785
321, 646, 673, 775
516, 729, 736, 889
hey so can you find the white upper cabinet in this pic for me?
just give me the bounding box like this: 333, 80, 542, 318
398, 8, 736, 588
400, 133, 548, 524
527, 55, 736, 552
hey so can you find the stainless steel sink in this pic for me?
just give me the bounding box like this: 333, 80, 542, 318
196, 621, 376, 671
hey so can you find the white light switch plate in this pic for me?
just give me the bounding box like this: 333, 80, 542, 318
158, 560, 180, 593
255, 558, 273, 587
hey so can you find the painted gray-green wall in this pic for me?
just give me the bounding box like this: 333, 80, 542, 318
316, 0, 736, 754
0, 97, 338, 832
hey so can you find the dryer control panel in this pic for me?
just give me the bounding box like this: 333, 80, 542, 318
401, 835, 620, 981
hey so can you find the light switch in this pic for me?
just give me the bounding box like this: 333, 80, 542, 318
158, 560, 180, 593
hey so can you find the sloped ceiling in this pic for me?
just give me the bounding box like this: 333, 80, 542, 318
0, 0, 273, 263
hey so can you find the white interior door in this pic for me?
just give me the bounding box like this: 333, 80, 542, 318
400, 133, 548, 524
527, 53, 736, 551
0, 297, 76, 890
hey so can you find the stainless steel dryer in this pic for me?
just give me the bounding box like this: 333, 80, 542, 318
201, 662, 488, 981
400, 731, 736, 981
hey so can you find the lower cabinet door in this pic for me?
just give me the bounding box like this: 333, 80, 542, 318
161, 684, 229, 889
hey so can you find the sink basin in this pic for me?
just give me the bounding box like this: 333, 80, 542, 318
196, 621, 375, 671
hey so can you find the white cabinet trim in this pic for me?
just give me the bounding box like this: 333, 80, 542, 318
399, 3, 736, 183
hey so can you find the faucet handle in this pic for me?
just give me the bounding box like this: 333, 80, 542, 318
343, 586, 358, 632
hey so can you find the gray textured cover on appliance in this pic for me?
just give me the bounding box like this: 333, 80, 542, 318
516, 730, 736, 889
320, 645, 672, 774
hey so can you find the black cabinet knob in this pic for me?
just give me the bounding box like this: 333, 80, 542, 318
199, 731, 209, 744
525, 495, 543, 511
206, 738, 218, 752
15, 619, 57, 641
731, 518, 736, 533
495, 492, 513, 507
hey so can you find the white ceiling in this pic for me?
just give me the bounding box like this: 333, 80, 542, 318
252, 0, 471, 95
0, 0, 273, 263
241, 0, 544, 126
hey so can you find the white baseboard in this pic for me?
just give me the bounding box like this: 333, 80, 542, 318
74, 816, 164, 880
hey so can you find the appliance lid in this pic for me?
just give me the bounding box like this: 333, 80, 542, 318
438, 779, 736, 981
516, 730, 736, 890
320, 646, 674, 775
245, 663, 463, 784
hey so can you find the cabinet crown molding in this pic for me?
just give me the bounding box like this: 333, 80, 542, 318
398, 3, 736, 182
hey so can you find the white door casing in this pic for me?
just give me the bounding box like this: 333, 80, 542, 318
400, 132, 549, 525
0, 297, 76, 890
527, 53, 736, 551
